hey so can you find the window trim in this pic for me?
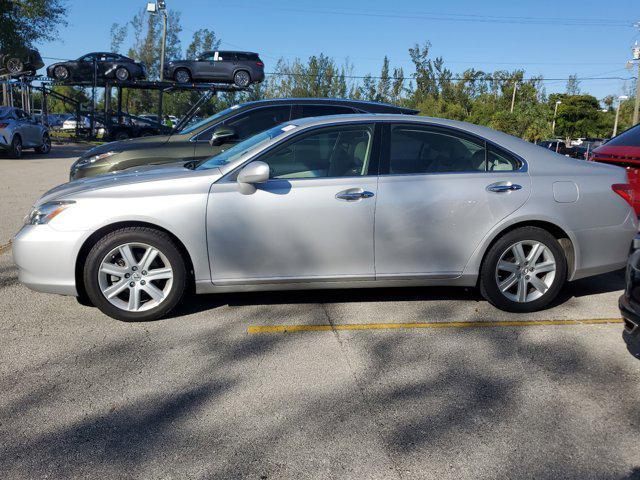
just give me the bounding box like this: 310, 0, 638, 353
189, 104, 293, 143
223, 121, 382, 182
379, 122, 527, 176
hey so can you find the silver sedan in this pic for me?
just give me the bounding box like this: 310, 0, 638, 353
13, 114, 637, 321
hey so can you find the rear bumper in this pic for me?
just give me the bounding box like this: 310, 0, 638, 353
619, 294, 640, 336
12, 224, 85, 296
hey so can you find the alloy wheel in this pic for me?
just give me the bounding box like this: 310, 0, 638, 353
6, 57, 23, 74
98, 242, 174, 312
175, 70, 190, 83
54, 66, 68, 80
41, 135, 51, 153
234, 70, 250, 87
494, 240, 557, 303
115, 68, 129, 81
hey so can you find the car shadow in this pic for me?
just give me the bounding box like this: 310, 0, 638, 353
169, 270, 625, 319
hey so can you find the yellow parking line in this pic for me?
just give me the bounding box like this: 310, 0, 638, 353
247, 318, 623, 334
0, 240, 11, 255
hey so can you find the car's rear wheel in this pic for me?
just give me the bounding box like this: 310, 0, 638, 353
174, 68, 191, 83
6, 57, 23, 74
83, 227, 188, 321
115, 67, 130, 81
233, 70, 251, 88
35, 133, 51, 154
480, 227, 567, 312
53, 65, 69, 80
8, 135, 22, 158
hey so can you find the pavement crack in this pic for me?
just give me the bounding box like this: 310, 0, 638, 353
320, 302, 404, 480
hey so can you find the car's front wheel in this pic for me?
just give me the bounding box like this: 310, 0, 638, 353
83, 227, 188, 321
480, 227, 567, 312
53, 65, 69, 80
174, 68, 191, 83
35, 133, 51, 154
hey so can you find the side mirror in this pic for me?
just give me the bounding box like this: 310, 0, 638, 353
238, 161, 270, 185
209, 126, 237, 146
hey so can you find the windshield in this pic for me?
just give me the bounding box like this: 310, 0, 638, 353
197, 124, 295, 170
179, 106, 238, 134
606, 124, 640, 148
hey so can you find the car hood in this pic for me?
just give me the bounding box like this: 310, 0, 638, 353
37, 164, 220, 205
80, 134, 174, 158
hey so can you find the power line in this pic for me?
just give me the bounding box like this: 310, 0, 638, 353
218, 2, 632, 27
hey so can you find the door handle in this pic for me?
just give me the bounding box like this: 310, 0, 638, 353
486, 182, 522, 193
335, 188, 375, 201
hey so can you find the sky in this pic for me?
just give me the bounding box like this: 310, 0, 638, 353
41, 0, 640, 100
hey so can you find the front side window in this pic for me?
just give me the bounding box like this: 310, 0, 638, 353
197, 124, 293, 170
223, 106, 291, 140
387, 125, 516, 174
259, 125, 374, 179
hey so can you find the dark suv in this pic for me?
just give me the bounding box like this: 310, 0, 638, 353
70, 98, 418, 180
164, 51, 265, 87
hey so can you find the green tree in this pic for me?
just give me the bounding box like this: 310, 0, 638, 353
555, 95, 600, 140
0, 0, 68, 52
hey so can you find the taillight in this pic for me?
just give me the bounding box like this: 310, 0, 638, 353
0, 123, 8, 129
256, 61, 264, 67
612, 183, 635, 208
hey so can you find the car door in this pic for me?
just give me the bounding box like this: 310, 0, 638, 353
193, 52, 216, 80
14, 109, 37, 146
192, 105, 291, 161
374, 122, 531, 278
213, 51, 236, 80
206, 123, 379, 284
76, 54, 95, 80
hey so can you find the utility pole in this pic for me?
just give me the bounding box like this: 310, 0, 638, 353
146, 1, 167, 80
613, 95, 629, 137
552, 100, 561, 135
632, 28, 640, 125
510, 82, 518, 113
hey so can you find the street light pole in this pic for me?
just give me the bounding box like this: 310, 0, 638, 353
613, 95, 629, 137
159, 9, 167, 81
634, 61, 640, 126
552, 100, 561, 135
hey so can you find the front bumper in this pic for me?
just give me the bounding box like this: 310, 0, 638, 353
12, 224, 86, 296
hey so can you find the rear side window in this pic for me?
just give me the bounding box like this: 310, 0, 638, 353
386, 125, 519, 174
607, 124, 640, 147
236, 53, 259, 61
299, 105, 356, 118
388, 126, 485, 174
223, 106, 291, 140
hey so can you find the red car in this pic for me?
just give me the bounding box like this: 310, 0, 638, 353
590, 124, 640, 215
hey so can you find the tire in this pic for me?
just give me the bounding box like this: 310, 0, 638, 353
8, 135, 22, 158
83, 227, 188, 322
114, 130, 130, 141
479, 226, 567, 312
53, 65, 69, 80
35, 133, 51, 154
233, 70, 251, 88
6, 57, 23, 74
174, 68, 191, 83
115, 67, 130, 81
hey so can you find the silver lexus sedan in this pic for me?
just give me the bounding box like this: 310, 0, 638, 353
13, 114, 637, 321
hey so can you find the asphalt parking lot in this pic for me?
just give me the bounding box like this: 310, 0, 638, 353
1, 144, 640, 479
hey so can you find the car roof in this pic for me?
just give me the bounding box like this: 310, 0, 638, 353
236, 98, 419, 115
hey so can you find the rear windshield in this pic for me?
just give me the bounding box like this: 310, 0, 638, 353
607, 124, 640, 147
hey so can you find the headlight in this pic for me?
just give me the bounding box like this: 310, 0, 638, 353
25, 201, 75, 225
77, 150, 119, 167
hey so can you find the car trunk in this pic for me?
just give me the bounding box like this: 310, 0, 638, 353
591, 145, 640, 214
